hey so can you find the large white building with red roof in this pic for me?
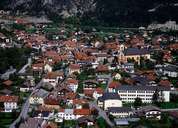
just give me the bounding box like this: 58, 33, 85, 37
0, 95, 19, 112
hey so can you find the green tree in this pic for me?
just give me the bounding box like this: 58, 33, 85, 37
103, 58, 108, 65
53, 62, 63, 71
134, 97, 142, 108
97, 117, 107, 128
109, 114, 115, 122
160, 113, 171, 128
152, 89, 159, 105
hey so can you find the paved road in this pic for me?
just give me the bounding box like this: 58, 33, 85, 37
105, 74, 113, 92
89, 102, 114, 127
161, 108, 178, 112
18, 58, 32, 74
10, 80, 44, 128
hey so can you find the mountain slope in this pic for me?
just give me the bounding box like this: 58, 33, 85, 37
1, 0, 178, 26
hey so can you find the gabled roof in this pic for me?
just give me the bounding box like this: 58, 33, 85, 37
69, 64, 80, 70
109, 81, 121, 89
3, 80, 13, 86
74, 109, 91, 115
96, 65, 109, 72
98, 92, 121, 101
124, 48, 149, 56
44, 71, 64, 79
78, 116, 94, 124
67, 79, 78, 85
0, 95, 18, 102
108, 107, 133, 113
19, 118, 43, 128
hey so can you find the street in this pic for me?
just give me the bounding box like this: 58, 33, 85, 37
89, 102, 114, 127
10, 80, 44, 128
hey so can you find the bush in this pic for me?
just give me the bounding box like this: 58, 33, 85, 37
97, 117, 107, 128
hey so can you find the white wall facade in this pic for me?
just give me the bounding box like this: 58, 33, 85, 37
104, 100, 122, 110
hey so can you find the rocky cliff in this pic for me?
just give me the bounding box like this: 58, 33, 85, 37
1, 0, 178, 26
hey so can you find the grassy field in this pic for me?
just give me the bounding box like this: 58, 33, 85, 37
0, 112, 18, 128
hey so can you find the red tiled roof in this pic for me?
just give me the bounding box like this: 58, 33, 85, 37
74, 109, 91, 115
159, 80, 171, 88
73, 99, 88, 105
44, 98, 59, 105
64, 92, 76, 99
3, 80, 13, 86
32, 63, 44, 68
169, 43, 178, 50
67, 79, 78, 85
0, 95, 18, 102
58, 109, 65, 112
69, 64, 80, 70
37, 106, 54, 112
109, 81, 121, 89
45, 72, 64, 79
96, 65, 109, 72
95, 87, 104, 94
45, 51, 58, 57
64, 40, 77, 48
104, 42, 119, 50
83, 89, 94, 96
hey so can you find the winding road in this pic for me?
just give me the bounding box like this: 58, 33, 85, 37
10, 80, 44, 128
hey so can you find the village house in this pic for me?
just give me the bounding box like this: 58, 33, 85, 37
121, 63, 135, 73
66, 79, 78, 92
33, 110, 53, 120
78, 116, 95, 127
32, 63, 44, 76
0, 95, 19, 112
83, 80, 98, 90
56, 108, 91, 121
155, 64, 178, 78
98, 92, 123, 110
96, 65, 109, 74
20, 84, 31, 92
74, 109, 91, 119
69, 64, 80, 75
93, 87, 104, 100
108, 81, 121, 93
43, 96, 60, 109
108, 107, 133, 118
72, 99, 88, 109
29, 89, 49, 105
135, 105, 162, 120
43, 71, 64, 87
44, 63, 53, 73
57, 86, 73, 97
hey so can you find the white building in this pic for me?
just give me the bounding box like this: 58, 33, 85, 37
98, 93, 123, 110
136, 105, 162, 120
155, 64, 178, 78
108, 107, 133, 118
66, 79, 78, 93
56, 109, 91, 121
117, 85, 170, 103
29, 89, 48, 105
43, 71, 64, 87
0, 95, 19, 112
44, 63, 53, 73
